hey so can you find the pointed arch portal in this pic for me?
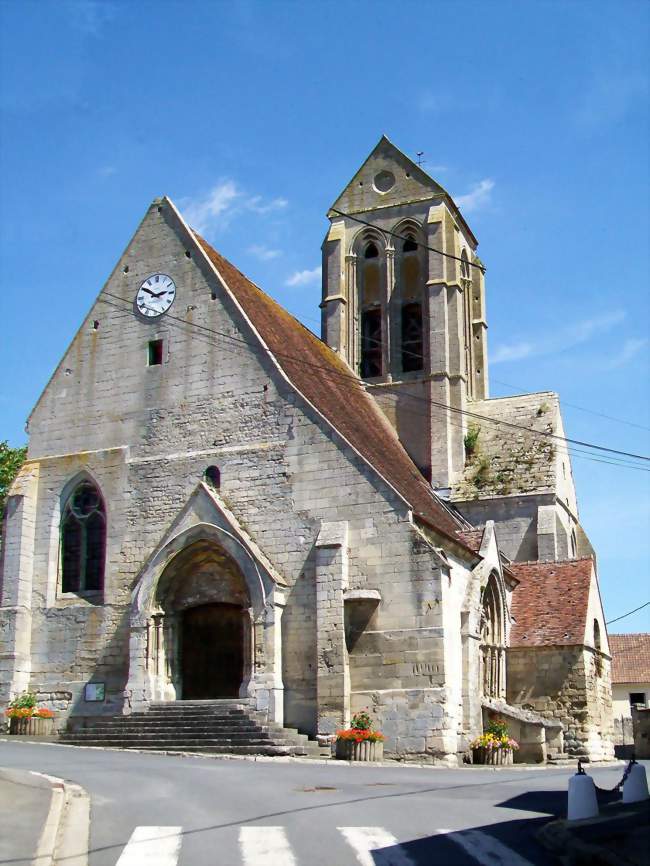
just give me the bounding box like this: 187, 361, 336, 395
125, 509, 287, 723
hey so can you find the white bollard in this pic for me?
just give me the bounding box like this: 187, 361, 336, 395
567, 770, 599, 820
622, 763, 649, 804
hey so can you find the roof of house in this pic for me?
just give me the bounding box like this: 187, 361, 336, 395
451, 392, 559, 502
609, 633, 650, 684
193, 232, 473, 550
456, 528, 485, 553
509, 558, 594, 647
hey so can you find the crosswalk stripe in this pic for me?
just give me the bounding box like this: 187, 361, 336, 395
115, 826, 182, 866
436, 828, 536, 866
239, 826, 297, 865
338, 827, 416, 866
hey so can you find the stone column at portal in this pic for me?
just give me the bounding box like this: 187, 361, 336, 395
315, 521, 350, 735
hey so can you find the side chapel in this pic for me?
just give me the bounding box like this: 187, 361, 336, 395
0, 137, 614, 762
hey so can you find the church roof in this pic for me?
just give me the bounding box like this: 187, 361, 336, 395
192, 231, 473, 551
609, 633, 650, 684
451, 392, 560, 502
508, 558, 594, 647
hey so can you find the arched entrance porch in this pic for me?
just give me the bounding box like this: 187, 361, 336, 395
125, 519, 286, 723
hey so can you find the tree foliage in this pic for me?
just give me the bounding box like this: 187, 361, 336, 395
0, 441, 28, 527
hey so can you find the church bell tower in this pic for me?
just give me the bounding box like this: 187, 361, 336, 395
321, 136, 488, 489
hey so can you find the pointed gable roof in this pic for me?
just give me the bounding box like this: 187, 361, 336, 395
328, 135, 477, 246
188, 225, 472, 551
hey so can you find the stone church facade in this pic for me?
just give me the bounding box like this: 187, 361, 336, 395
0, 138, 614, 762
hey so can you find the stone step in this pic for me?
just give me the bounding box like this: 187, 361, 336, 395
62, 702, 318, 757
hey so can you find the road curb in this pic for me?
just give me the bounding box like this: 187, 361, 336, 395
29, 771, 90, 866
0, 737, 626, 772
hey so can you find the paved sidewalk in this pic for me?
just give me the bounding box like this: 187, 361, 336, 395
0, 767, 53, 865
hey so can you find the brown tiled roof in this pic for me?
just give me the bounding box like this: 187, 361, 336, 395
609, 634, 650, 683
194, 234, 471, 548
509, 558, 594, 647
456, 528, 484, 553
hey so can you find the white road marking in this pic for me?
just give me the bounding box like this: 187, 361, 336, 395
115, 826, 182, 866
239, 826, 297, 865
338, 826, 416, 866
437, 827, 536, 866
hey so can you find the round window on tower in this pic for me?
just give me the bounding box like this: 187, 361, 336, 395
373, 170, 395, 193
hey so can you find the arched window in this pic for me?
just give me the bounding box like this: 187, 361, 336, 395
570, 530, 577, 559
460, 249, 473, 390
205, 465, 221, 489
359, 240, 383, 377
61, 480, 106, 593
480, 574, 506, 699
399, 234, 423, 372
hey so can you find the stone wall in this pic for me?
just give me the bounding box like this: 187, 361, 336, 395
507, 644, 614, 760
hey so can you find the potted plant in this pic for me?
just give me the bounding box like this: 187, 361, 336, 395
470, 717, 519, 765
5, 692, 55, 736
335, 709, 385, 762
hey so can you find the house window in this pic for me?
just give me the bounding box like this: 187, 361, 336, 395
629, 693, 646, 707
61, 481, 106, 593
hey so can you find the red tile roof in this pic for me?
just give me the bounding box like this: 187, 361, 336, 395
609, 634, 650, 683
509, 558, 594, 647
456, 528, 484, 553
193, 233, 472, 549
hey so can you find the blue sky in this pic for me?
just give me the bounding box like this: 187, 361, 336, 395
1, 1, 648, 632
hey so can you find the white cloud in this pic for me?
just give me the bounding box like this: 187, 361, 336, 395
98, 165, 117, 178
455, 179, 495, 213
248, 244, 281, 261
286, 266, 321, 287
247, 196, 288, 215
600, 337, 648, 370
181, 180, 289, 236
492, 310, 627, 365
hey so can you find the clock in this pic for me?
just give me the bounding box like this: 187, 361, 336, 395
135, 274, 176, 318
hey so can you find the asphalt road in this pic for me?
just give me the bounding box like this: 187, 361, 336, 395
0, 740, 631, 866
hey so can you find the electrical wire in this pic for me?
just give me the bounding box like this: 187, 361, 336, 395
99, 291, 650, 471
330, 208, 486, 273
606, 601, 650, 626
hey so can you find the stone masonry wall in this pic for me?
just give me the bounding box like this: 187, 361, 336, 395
507, 644, 614, 760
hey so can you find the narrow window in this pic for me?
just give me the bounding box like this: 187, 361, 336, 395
593, 619, 603, 676
359, 240, 383, 377
401, 302, 423, 372
148, 339, 163, 366
61, 481, 106, 594
205, 465, 221, 489
399, 234, 423, 372
361, 309, 382, 377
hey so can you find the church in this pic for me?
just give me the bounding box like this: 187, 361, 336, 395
0, 137, 614, 763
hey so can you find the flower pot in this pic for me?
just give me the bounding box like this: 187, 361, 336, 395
9, 716, 55, 736
472, 746, 513, 766
335, 739, 384, 762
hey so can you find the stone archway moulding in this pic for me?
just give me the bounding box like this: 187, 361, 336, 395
125, 510, 287, 724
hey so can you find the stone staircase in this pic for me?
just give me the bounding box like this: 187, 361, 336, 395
60, 699, 323, 757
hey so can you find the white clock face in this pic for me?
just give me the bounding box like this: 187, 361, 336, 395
136, 274, 176, 318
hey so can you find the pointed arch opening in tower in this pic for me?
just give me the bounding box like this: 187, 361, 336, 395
399, 234, 424, 373
359, 239, 384, 377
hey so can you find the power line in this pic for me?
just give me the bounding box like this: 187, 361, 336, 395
99, 291, 650, 469
491, 376, 650, 433
330, 208, 486, 273
607, 601, 650, 626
